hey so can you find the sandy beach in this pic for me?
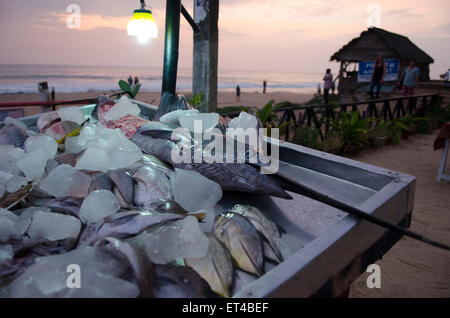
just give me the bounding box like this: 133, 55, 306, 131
0, 90, 314, 118
350, 131, 450, 298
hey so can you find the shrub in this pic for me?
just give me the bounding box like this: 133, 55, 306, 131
329, 111, 371, 155
293, 126, 322, 150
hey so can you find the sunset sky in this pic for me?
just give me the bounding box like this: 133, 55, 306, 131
0, 0, 448, 78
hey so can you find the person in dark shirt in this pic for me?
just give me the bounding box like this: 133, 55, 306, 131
236, 85, 241, 102
369, 55, 386, 99
263, 80, 267, 94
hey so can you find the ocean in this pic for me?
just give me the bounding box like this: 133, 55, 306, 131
0, 64, 322, 94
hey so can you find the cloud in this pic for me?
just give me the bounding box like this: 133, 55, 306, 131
50, 12, 129, 31
384, 9, 422, 18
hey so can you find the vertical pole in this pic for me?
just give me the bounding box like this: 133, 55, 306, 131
193, 0, 219, 112
162, 0, 181, 96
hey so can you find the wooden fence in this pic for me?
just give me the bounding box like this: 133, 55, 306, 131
225, 94, 443, 142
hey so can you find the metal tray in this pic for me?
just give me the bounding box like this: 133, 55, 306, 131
1, 101, 416, 297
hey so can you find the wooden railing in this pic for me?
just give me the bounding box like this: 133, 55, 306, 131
223, 94, 443, 142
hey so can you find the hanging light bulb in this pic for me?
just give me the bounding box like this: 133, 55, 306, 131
127, 0, 158, 44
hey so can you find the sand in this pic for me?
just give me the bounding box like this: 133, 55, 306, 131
0, 90, 313, 118
349, 131, 450, 298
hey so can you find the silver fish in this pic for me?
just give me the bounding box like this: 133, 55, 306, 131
108, 169, 135, 208
0, 124, 28, 148
153, 263, 217, 298
78, 211, 184, 247
95, 237, 155, 298
88, 171, 113, 192
185, 233, 234, 298
214, 212, 264, 276
45, 196, 84, 219
131, 127, 291, 199
230, 204, 283, 263
133, 166, 172, 210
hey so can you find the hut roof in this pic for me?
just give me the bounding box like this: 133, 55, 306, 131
330, 27, 434, 64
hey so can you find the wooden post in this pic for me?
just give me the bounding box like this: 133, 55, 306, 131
193, 0, 219, 113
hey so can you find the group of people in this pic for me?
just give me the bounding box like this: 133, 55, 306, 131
127, 75, 140, 85
235, 80, 268, 101
322, 55, 421, 104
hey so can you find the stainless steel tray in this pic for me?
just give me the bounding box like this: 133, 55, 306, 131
1, 101, 416, 297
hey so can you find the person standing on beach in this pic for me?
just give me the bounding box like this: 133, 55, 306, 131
128, 75, 133, 85
399, 60, 420, 96
263, 80, 267, 94
134, 76, 140, 85
323, 69, 333, 104
369, 55, 386, 99
236, 85, 241, 102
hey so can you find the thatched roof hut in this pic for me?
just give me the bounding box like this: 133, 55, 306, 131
331, 27, 434, 93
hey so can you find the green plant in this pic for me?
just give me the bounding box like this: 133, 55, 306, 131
368, 120, 389, 147
426, 99, 450, 128
372, 120, 402, 145
329, 111, 371, 155
253, 100, 290, 137
186, 93, 204, 109
320, 131, 344, 154
118, 80, 141, 99
293, 126, 322, 150
216, 106, 250, 115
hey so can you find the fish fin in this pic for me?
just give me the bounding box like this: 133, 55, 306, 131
258, 232, 283, 263
276, 223, 287, 235
140, 130, 175, 141
238, 237, 264, 276
188, 212, 207, 222
211, 258, 231, 298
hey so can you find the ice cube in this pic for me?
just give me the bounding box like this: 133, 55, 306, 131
57, 107, 85, 125
25, 135, 57, 160
109, 149, 142, 170
0, 208, 30, 239
0, 171, 13, 191
79, 190, 120, 224
103, 95, 140, 122
17, 149, 49, 181
228, 112, 259, 131
5, 246, 137, 298
179, 113, 219, 132
64, 136, 85, 154
28, 211, 81, 241
0, 154, 23, 175
0, 213, 16, 243
19, 206, 50, 219
142, 216, 209, 264
160, 109, 199, 126
67, 171, 91, 198
75, 147, 109, 172
6, 175, 30, 193
0, 145, 26, 160
0, 244, 13, 262
40, 164, 76, 198
170, 169, 222, 213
